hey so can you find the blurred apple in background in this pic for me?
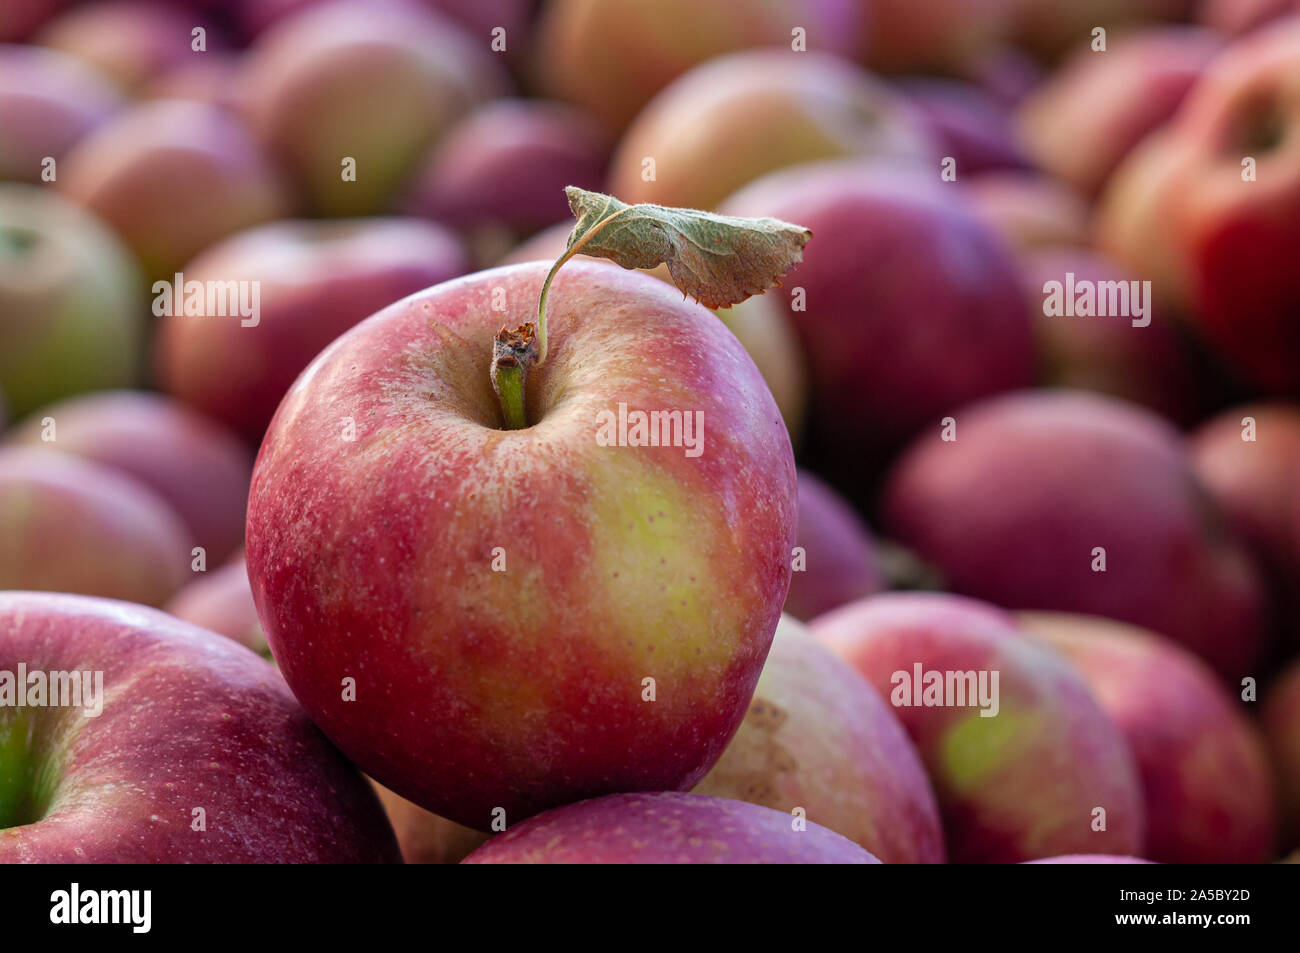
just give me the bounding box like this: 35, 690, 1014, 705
239, 0, 508, 216
0, 185, 143, 418
694, 615, 944, 862
812, 592, 1146, 862
0, 43, 123, 184
897, 76, 1029, 174
0, 0, 66, 42
1263, 656, 1300, 849
882, 390, 1267, 678
35, 0, 228, 94
5, 391, 253, 564
609, 50, 937, 211
1021, 612, 1277, 863
0, 448, 188, 606
1097, 18, 1300, 394
863, 0, 1020, 74
142, 52, 248, 113
1021, 248, 1202, 423
58, 99, 291, 280
1199, 0, 1300, 35
155, 217, 470, 442
722, 163, 1033, 457
784, 470, 886, 621
536, 0, 867, 132
962, 171, 1091, 253
463, 792, 880, 863
1013, 0, 1196, 61
1018, 26, 1223, 197
369, 781, 489, 864
164, 555, 269, 656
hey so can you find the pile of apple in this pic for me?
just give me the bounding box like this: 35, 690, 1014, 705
2, 0, 1300, 865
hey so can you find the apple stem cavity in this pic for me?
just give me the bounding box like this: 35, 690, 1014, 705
491, 322, 538, 429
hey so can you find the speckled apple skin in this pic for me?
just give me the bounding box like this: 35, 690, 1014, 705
812, 593, 1145, 864
694, 616, 944, 862
0, 592, 400, 863
462, 791, 880, 864
1022, 612, 1277, 864
246, 261, 797, 831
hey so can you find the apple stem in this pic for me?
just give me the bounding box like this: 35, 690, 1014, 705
491, 322, 537, 430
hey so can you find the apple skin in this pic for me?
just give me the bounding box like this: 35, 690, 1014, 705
962, 171, 1092, 254
406, 98, 610, 241
0, 448, 189, 607
1018, 26, 1223, 198
1095, 18, 1300, 394
1200, 0, 1300, 34
155, 217, 470, 443
462, 791, 880, 864
369, 780, 489, 864
897, 77, 1029, 175
694, 615, 944, 862
536, 0, 868, 132
58, 100, 291, 281
784, 470, 885, 622
721, 162, 1033, 454
164, 555, 268, 656
1020, 612, 1277, 864
35, 0, 228, 94
239, 0, 508, 216
246, 260, 797, 830
1021, 248, 1202, 424
5, 391, 252, 565
142, 53, 248, 114
1262, 656, 1300, 849
0, 43, 123, 185
811, 592, 1146, 863
608, 50, 936, 212
0, 0, 66, 41
881, 390, 1267, 679
1014, 0, 1196, 60
0, 592, 400, 863
0, 185, 144, 419
863, 0, 1020, 73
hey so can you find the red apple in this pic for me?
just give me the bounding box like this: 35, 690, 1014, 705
608, 50, 936, 211
5, 391, 252, 565
1096, 17, 1300, 393
863, 0, 1020, 73
0, 448, 188, 607
155, 217, 470, 443
164, 555, 268, 656
369, 781, 489, 864
238, 0, 508, 216
898, 76, 1029, 175
0, 591, 399, 862
1021, 611, 1277, 863
0, 43, 123, 185
962, 171, 1092, 253
1262, 655, 1300, 848
881, 390, 1268, 678
246, 260, 797, 829
0, 0, 66, 42
784, 470, 885, 621
812, 592, 1146, 863
1018, 26, 1223, 197
1, 184, 144, 419
694, 615, 944, 862
58, 99, 291, 280
536, 0, 868, 131
462, 791, 880, 863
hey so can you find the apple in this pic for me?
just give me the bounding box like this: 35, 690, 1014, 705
962, 171, 1092, 253
154, 217, 470, 443
0, 0, 66, 42
1018, 26, 1223, 197
536, 0, 868, 132
881, 390, 1268, 678
784, 470, 885, 621
863, 0, 1020, 74
0, 184, 144, 419
246, 260, 797, 829
897, 77, 1029, 175
142, 53, 248, 114
57, 99, 291, 281
0, 43, 123, 185
1200, 0, 1300, 34
1096, 18, 1300, 393
462, 791, 880, 864
238, 0, 508, 216
812, 592, 1146, 862
694, 615, 944, 862
369, 781, 489, 864
0, 591, 400, 863
1190, 403, 1300, 646
35, 1, 228, 94
1020, 248, 1202, 423
1013, 0, 1196, 60
406, 98, 610, 249
0, 448, 188, 607
164, 555, 269, 657
5, 391, 253, 565
720, 162, 1033, 454
1262, 656, 1300, 848
1020, 611, 1277, 864
608, 50, 936, 212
